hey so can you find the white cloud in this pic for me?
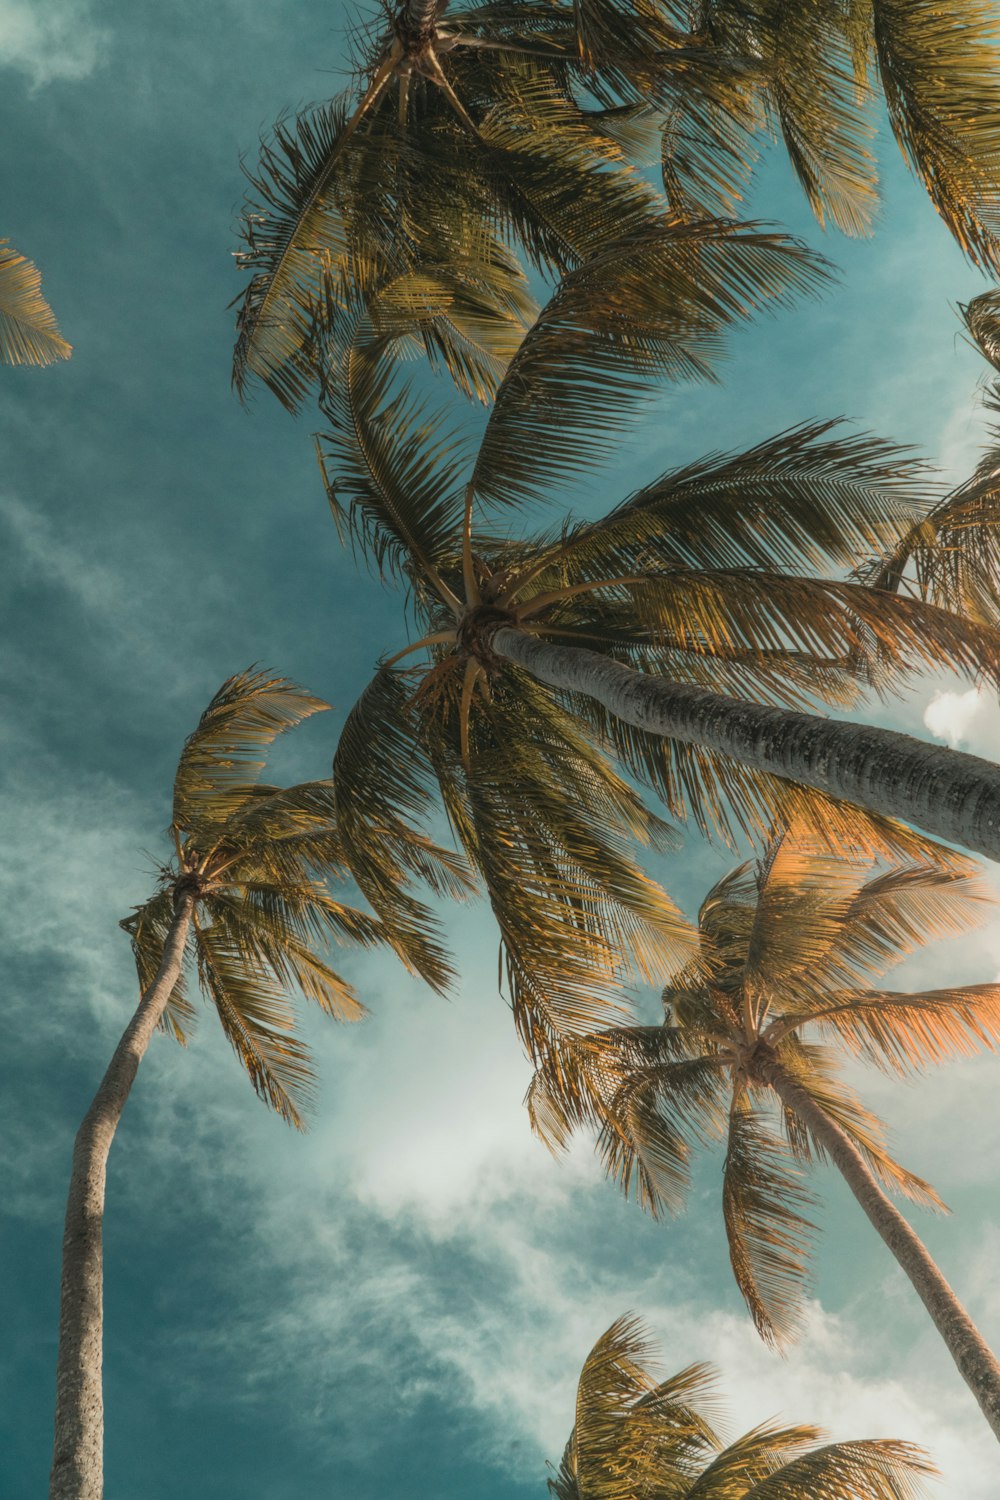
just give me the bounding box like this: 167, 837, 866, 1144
0, 0, 107, 86
923, 686, 994, 749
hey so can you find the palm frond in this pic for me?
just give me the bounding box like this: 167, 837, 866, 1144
468, 219, 831, 512
318, 326, 471, 585
874, 0, 1000, 271
195, 922, 316, 1128
742, 1437, 935, 1499
0, 241, 72, 366
796, 984, 1000, 1078
172, 669, 329, 835
722, 1096, 817, 1346
332, 666, 466, 992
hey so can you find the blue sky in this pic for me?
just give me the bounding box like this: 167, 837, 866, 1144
5, 1, 1000, 1496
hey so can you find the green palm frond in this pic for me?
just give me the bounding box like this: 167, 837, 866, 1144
873, 0, 1000, 271
195, 921, 316, 1128
722, 1096, 817, 1345
332, 666, 470, 992
0, 241, 72, 366
468, 219, 831, 512
513, 423, 931, 587
172, 669, 329, 835
317, 330, 471, 586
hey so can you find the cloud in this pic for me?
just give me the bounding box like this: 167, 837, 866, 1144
922, 686, 996, 749
0, 0, 108, 86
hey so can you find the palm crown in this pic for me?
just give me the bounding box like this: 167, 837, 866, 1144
531, 832, 1000, 1345
233, 0, 1000, 409
120, 669, 468, 1127
322, 244, 1000, 1077
551, 1313, 933, 1499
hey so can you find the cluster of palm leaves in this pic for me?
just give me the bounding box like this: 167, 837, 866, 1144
42, 0, 1000, 1496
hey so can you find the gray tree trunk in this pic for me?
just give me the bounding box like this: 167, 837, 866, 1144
756, 1051, 1000, 1443
491, 628, 1000, 863
399, 0, 447, 41
50, 894, 195, 1500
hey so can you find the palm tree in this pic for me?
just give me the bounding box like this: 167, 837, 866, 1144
320, 241, 1000, 1042
0, 240, 71, 365
50, 669, 466, 1500
233, 0, 1000, 406
551, 1313, 934, 1498
529, 834, 1000, 1440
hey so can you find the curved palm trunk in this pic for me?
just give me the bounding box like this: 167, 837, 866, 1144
399, 0, 447, 41
50, 894, 194, 1500
756, 1052, 1000, 1443
491, 628, 1000, 862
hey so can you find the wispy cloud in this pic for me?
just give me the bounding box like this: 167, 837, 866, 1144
0, 0, 108, 87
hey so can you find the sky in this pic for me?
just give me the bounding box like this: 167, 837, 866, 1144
4, 1, 1000, 1496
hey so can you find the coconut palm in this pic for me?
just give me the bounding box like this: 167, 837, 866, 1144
50, 669, 467, 1500
530, 835, 1000, 1439
0, 240, 71, 366
321, 241, 1000, 1068
552, 1313, 934, 1499
233, 0, 1000, 407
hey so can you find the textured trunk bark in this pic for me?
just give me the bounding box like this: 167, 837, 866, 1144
757, 1052, 1000, 1443
399, 0, 447, 41
491, 628, 1000, 863
50, 894, 194, 1500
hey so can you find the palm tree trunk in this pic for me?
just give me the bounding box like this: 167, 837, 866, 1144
755, 1050, 1000, 1443
490, 627, 1000, 862
50, 894, 195, 1500
398, 0, 446, 43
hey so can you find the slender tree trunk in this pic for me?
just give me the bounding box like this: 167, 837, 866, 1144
755, 1051, 1000, 1443
50, 894, 194, 1500
490, 627, 1000, 862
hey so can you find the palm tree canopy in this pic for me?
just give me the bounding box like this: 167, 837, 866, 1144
550, 1313, 934, 1498
0, 241, 71, 366
319, 243, 1000, 1082
120, 669, 470, 1127
530, 832, 1000, 1345
233, 0, 1000, 406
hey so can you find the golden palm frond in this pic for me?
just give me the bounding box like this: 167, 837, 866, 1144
0, 241, 71, 366
873, 0, 1000, 272
549, 1313, 934, 1499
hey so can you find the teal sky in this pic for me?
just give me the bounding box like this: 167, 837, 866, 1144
5, 2, 1000, 1496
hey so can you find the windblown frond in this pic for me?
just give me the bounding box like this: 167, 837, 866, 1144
120, 888, 195, 1044
172, 669, 329, 834
874, 0, 1000, 271
722, 1096, 817, 1345
469, 220, 831, 511
0, 241, 71, 366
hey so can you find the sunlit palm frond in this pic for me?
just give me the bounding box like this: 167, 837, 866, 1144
200, 887, 370, 1022
873, 0, 1000, 271
722, 1096, 817, 1345
742, 1437, 935, 1499
0, 241, 71, 366
172, 669, 329, 835
773, 1036, 944, 1209
765, 0, 879, 237
792, 984, 1000, 1078
468, 220, 831, 511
